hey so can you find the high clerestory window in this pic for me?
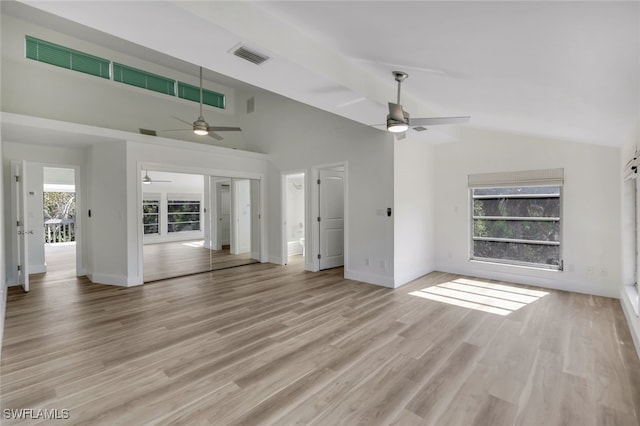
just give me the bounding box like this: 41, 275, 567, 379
469, 169, 564, 270
25, 36, 110, 79
25, 36, 225, 109
113, 63, 175, 96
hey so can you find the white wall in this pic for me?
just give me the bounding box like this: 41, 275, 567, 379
1, 13, 245, 150
393, 138, 436, 287
86, 142, 128, 286
238, 89, 395, 286
434, 127, 621, 298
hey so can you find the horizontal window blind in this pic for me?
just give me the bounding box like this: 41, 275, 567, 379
25, 36, 110, 79
113, 63, 175, 96
178, 82, 225, 109
469, 168, 564, 188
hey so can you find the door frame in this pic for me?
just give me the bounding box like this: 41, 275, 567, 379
136, 161, 266, 284
281, 170, 307, 266
311, 161, 348, 273
9, 161, 83, 286
41, 164, 83, 278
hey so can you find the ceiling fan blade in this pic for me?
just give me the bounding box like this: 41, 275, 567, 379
208, 132, 224, 141
410, 116, 471, 126
388, 102, 405, 122
171, 116, 194, 126
160, 129, 190, 132
208, 126, 241, 132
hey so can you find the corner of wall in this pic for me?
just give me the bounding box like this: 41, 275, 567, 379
345, 269, 395, 288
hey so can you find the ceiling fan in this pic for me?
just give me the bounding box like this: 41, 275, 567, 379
142, 171, 171, 185
374, 71, 470, 138
164, 67, 242, 141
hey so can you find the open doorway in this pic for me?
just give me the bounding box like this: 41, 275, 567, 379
283, 173, 306, 265
42, 167, 77, 282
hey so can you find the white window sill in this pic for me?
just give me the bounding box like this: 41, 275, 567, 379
625, 285, 640, 317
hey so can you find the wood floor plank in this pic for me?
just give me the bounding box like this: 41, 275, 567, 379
2, 252, 640, 425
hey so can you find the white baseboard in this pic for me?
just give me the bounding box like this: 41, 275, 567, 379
620, 286, 640, 359
393, 264, 435, 289
87, 273, 129, 287
345, 269, 394, 288
269, 255, 284, 265
435, 262, 618, 299
29, 264, 46, 274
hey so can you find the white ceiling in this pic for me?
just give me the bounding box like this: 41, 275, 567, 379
6, 1, 640, 147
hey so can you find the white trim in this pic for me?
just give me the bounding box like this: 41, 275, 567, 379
624, 285, 640, 317
29, 264, 46, 274
393, 265, 436, 289
620, 286, 640, 359
87, 273, 129, 286
345, 269, 394, 288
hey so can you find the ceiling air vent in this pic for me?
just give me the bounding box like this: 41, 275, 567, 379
139, 128, 157, 136
231, 45, 269, 65
413, 126, 428, 132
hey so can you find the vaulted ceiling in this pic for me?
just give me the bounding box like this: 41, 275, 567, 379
5, 1, 640, 147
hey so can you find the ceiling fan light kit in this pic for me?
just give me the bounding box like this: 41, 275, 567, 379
142, 171, 152, 185
193, 116, 209, 135
378, 70, 470, 137
387, 122, 409, 133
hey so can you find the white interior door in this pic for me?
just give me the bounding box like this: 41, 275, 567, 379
319, 168, 344, 270
12, 161, 30, 292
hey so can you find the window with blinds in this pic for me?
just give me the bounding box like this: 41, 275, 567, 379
113, 63, 176, 96
469, 169, 563, 270
142, 198, 160, 235
167, 198, 201, 233
25, 36, 110, 79
177, 81, 226, 109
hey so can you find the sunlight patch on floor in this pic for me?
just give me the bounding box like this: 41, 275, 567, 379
181, 241, 204, 248
409, 278, 549, 316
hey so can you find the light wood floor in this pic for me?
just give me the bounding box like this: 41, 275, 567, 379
2, 259, 640, 425
143, 240, 258, 282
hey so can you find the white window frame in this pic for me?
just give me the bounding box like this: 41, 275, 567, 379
468, 169, 564, 271
624, 154, 640, 315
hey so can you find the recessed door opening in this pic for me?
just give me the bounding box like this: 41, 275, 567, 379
284, 173, 305, 265
141, 170, 261, 283
43, 167, 77, 282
